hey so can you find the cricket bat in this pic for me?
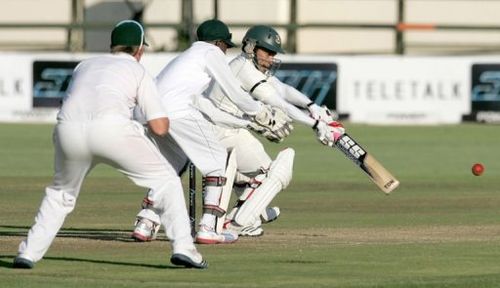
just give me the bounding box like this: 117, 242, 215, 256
334, 133, 399, 194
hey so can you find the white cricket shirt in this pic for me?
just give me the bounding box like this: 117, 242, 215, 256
155, 41, 261, 119
58, 53, 166, 122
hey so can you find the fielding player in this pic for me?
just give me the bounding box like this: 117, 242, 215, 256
13, 20, 207, 269
132, 19, 292, 245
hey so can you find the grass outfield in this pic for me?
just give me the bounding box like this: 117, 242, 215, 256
1, 122, 500, 287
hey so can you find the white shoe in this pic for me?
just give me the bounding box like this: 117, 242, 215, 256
239, 219, 264, 237
261, 206, 280, 223
132, 217, 159, 242
171, 248, 208, 269
195, 225, 238, 244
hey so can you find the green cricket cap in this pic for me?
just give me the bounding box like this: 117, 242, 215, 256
111, 20, 148, 47
196, 19, 236, 48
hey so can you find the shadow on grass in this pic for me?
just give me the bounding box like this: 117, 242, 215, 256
0, 255, 184, 269
0, 225, 168, 242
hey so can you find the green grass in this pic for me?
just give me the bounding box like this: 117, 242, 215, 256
1, 123, 500, 287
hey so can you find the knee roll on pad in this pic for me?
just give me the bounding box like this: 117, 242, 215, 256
203, 205, 226, 217
203, 176, 227, 187
203, 177, 227, 214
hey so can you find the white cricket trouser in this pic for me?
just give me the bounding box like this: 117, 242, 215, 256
18, 119, 194, 262
214, 127, 272, 174
153, 111, 227, 207
136, 121, 273, 226
152, 121, 271, 175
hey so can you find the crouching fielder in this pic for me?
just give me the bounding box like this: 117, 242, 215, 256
13, 20, 206, 270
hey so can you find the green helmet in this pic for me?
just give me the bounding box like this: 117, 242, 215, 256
242, 25, 285, 54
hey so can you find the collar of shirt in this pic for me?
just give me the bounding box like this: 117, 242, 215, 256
111, 52, 137, 61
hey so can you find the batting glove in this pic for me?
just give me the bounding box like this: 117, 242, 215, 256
307, 103, 339, 123
314, 120, 345, 147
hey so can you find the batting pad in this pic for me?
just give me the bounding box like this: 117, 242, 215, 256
216, 148, 238, 233
233, 148, 294, 227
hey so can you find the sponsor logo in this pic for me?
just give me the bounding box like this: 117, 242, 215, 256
476, 111, 500, 123
274, 35, 281, 45
352, 80, 463, 101
33, 61, 79, 107
337, 135, 366, 160
384, 179, 396, 189
466, 64, 500, 122
471, 70, 500, 101
275, 63, 337, 109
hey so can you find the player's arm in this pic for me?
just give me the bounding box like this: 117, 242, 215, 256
136, 69, 169, 136
251, 80, 316, 127
195, 95, 250, 129
271, 77, 311, 108
268, 77, 345, 145
228, 57, 315, 128
195, 95, 284, 143
205, 49, 262, 116
147, 117, 169, 136
206, 50, 292, 139
271, 78, 335, 121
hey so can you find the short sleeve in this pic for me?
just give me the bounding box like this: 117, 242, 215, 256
136, 70, 168, 121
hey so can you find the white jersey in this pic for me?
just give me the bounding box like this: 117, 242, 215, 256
58, 53, 166, 122
18, 51, 198, 264
209, 53, 316, 127
155, 41, 261, 119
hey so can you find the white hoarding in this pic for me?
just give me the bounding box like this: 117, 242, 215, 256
0, 52, 498, 125
337, 57, 471, 124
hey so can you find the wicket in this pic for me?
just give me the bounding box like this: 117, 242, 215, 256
188, 162, 196, 237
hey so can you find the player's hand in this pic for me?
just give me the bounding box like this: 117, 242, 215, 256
248, 122, 284, 143
314, 120, 345, 147
254, 105, 293, 139
308, 104, 339, 123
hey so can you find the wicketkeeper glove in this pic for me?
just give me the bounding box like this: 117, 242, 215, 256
313, 120, 345, 147
253, 105, 294, 140
248, 122, 283, 143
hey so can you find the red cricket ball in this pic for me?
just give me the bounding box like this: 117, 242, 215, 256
471, 163, 484, 176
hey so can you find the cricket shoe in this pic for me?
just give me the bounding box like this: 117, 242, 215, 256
132, 217, 159, 242
170, 248, 208, 269
261, 206, 280, 224
13, 255, 34, 269
195, 225, 238, 244
239, 219, 264, 237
